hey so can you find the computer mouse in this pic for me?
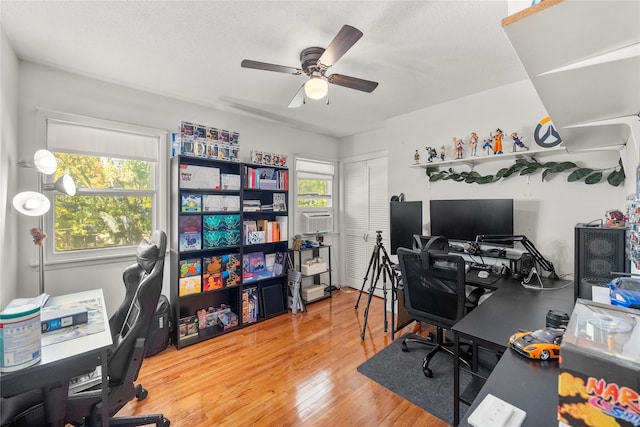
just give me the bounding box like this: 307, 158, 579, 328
478, 270, 490, 279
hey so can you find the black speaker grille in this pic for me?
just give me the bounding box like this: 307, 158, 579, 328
587, 236, 616, 257
587, 258, 617, 277
575, 225, 628, 299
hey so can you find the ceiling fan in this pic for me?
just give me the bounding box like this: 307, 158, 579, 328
241, 24, 378, 108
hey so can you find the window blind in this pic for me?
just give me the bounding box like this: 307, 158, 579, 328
47, 119, 159, 162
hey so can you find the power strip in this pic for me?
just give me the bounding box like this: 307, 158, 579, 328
468, 394, 526, 427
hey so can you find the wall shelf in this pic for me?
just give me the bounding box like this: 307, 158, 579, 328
411, 143, 627, 172
411, 146, 567, 170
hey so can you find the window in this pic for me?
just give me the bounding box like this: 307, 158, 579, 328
295, 157, 337, 233
43, 112, 167, 262
296, 158, 335, 209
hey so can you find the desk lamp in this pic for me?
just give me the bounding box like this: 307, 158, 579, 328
13, 149, 76, 295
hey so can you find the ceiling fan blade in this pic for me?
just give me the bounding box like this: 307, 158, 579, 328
318, 25, 363, 67
327, 74, 378, 93
288, 85, 305, 108
241, 59, 302, 75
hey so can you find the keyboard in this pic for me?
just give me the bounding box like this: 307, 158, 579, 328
468, 262, 492, 271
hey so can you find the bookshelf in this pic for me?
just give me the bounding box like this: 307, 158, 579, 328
289, 245, 333, 304
170, 156, 289, 349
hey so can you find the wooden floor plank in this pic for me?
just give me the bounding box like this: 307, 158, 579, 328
117, 288, 450, 427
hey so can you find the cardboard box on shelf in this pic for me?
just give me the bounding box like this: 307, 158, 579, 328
301, 259, 327, 276
301, 285, 325, 302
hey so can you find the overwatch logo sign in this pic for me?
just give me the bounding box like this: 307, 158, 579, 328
534, 116, 562, 148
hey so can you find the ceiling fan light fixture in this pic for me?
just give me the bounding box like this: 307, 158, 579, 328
304, 77, 328, 100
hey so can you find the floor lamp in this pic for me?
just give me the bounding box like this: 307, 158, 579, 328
13, 149, 76, 295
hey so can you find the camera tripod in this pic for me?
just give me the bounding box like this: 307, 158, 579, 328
355, 231, 397, 340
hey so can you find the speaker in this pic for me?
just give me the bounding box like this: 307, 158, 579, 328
516, 253, 535, 276
574, 224, 629, 300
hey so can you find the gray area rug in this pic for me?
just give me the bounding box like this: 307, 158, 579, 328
357, 333, 496, 425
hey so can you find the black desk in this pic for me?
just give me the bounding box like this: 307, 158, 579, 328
462, 350, 561, 426
1, 289, 112, 427
452, 277, 574, 426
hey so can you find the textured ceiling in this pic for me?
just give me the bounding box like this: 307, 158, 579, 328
0, 0, 528, 138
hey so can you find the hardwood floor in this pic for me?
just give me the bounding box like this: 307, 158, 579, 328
118, 288, 450, 427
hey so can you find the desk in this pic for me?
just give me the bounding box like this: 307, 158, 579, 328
452, 277, 574, 426
0, 289, 112, 427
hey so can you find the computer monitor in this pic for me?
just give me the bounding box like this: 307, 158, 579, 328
390, 201, 423, 255
429, 199, 514, 246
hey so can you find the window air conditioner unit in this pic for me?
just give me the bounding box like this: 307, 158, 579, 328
301, 212, 333, 234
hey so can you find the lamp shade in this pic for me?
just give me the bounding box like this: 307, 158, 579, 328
43, 174, 76, 196
304, 77, 328, 100
32, 150, 58, 175
12, 191, 50, 216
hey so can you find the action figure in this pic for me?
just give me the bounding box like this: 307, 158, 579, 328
492, 128, 504, 154
482, 139, 493, 156
414, 149, 420, 164
511, 132, 529, 152
469, 132, 478, 157
440, 146, 446, 161
426, 146, 438, 162
451, 136, 464, 159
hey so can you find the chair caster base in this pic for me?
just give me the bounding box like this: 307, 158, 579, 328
423, 366, 433, 378
135, 384, 148, 401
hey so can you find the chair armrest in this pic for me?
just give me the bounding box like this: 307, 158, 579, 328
466, 287, 485, 307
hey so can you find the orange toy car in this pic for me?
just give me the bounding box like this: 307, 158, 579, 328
508, 328, 565, 360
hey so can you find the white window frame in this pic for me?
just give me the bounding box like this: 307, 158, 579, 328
38, 110, 168, 266
294, 156, 338, 235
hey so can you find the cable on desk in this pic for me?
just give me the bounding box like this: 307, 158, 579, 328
520, 268, 573, 291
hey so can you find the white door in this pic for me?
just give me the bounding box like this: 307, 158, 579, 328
343, 155, 389, 297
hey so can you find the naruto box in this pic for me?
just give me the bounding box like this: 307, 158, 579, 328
558, 299, 640, 427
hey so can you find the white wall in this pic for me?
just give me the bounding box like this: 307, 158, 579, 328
0, 27, 19, 309
15, 61, 338, 315
339, 127, 386, 159
386, 79, 629, 277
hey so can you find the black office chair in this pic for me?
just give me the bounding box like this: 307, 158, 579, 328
412, 234, 449, 252
397, 245, 483, 378
65, 229, 169, 426
107, 237, 160, 402
1, 230, 170, 427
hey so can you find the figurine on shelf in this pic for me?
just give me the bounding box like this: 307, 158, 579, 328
482, 138, 493, 156
414, 149, 420, 164
440, 146, 446, 161
469, 132, 478, 157
426, 146, 438, 162
492, 128, 504, 154
451, 137, 464, 159
511, 132, 529, 152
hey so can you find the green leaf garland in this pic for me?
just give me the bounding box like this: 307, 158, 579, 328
425, 157, 625, 186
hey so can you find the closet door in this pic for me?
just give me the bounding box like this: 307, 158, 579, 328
343, 155, 389, 296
